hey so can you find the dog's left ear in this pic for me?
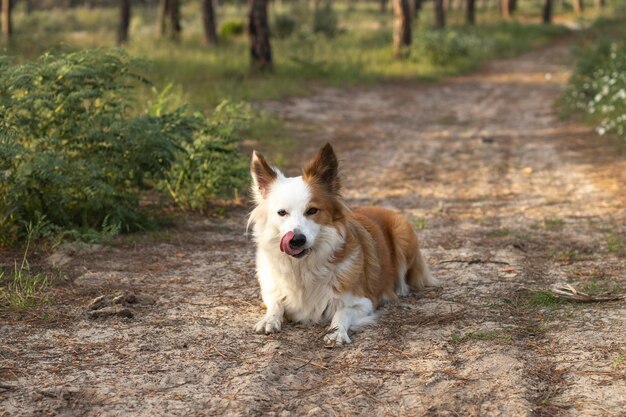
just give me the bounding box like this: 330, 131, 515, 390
303, 143, 340, 194
251, 151, 277, 199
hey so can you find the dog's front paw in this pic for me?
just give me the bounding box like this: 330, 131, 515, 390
324, 327, 351, 347
254, 316, 282, 335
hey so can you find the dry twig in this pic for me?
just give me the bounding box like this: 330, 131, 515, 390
549, 283, 625, 303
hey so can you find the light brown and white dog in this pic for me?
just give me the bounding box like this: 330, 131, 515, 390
248, 143, 438, 345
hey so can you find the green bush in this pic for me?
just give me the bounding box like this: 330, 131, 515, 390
562, 38, 626, 141
158, 101, 250, 209
0, 49, 248, 244
414, 29, 482, 66
273, 13, 297, 39
220, 20, 245, 38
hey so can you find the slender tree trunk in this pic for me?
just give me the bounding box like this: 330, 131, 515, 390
248, 0, 272, 72
1, 0, 12, 39
572, 0, 583, 13
381, 0, 387, 13
157, 0, 168, 37
25, 0, 34, 13
157, 0, 181, 39
392, 0, 411, 58
466, 0, 476, 24
594, 0, 605, 8
169, 0, 181, 39
434, 0, 445, 28
501, 0, 510, 18
118, 0, 131, 45
202, 0, 218, 45
414, 0, 422, 17
543, 0, 552, 24
509, 0, 517, 15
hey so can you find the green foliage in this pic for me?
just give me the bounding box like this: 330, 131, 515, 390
563, 38, 626, 141
0, 49, 248, 243
273, 13, 297, 39
158, 101, 250, 209
220, 20, 245, 38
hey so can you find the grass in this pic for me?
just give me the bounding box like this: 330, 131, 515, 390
527, 291, 566, 309
613, 351, 626, 368
413, 217, 427, 230
606, 232, 626, 256
0, 232, 51, 310
451, 330, 512, 344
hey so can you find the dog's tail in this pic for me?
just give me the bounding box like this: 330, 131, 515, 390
407, 248, 439, 290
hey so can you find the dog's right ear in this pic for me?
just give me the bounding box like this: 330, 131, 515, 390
251, 151, 277, 199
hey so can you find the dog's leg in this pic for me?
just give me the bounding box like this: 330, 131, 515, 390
324, 295, 375, 346
254, 294, 284, 335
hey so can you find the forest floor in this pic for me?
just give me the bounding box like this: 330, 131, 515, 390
2, 39, 626, 416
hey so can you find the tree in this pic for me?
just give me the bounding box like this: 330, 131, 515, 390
501, 0, 511, 19
380, 0, 387, 13
434, 0, 445, 28
392, 0, 411, 58
1, 0, 11, 40
466, 0, 476, 24
543, 0, 552, 24
118, 0, 131, 45
414, 0, 422, 17
595, 0, 605, 8
248, 0, 272, 72
509, 0, 517, 14
157, 0, 181, 39
202, 0, 218, 46
572, 0, 583, 13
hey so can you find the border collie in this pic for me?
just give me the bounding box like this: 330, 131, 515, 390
248, 143, 438, 345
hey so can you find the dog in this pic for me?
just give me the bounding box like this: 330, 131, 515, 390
247, 143, 438, 345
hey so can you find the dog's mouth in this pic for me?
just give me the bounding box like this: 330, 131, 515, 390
280, 232, 311, 259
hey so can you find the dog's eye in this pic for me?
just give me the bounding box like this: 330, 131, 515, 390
277, 209, 287, 217
305, 207, 319, 216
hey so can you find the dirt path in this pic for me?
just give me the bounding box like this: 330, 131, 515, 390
2, 41, 626, 416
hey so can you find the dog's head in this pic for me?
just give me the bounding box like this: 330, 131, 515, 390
249, 143, 346, 259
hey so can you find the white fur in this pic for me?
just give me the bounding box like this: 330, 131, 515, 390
249, 170, 376, 345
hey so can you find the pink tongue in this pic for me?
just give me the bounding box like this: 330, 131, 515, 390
280, 231, 303, 256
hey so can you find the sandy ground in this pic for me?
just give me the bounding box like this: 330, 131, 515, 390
2, 40, 626, 416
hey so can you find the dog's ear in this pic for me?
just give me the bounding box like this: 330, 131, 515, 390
251, 151, 277, 199
303, 143, 340, 194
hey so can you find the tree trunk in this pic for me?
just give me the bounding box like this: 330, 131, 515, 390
202, 0, 218, 45
169, 0, 181, 39
501, 0, 510, 18
543, 0, 552, 24
466, 0, 475, 24
157, 0, 181, 39
595, 0, 605, 8
25, 0, 34, 13
118, 0, 131, 45
380, 0, 387, 13
509, 0, 517, 14
572, 0, 583, 13
1, 0, 11, 39
414, 0, 422, 17
392, 0, 411, 58
434, 0, 445, 28
248, 0, 272, 72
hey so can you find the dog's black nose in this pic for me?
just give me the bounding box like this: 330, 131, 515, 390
289, 233, 306, 249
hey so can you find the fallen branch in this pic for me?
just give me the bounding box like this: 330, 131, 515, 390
550, 283, 625, 303
438, 258, 510, 266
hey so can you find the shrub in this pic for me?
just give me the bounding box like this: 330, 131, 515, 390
158, 101, 250, 209
413, 29, 485, 66
562, 38, 626, 140
220, 20, 245, 38
0, 49, 248, 244
273, 13, 297, 39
